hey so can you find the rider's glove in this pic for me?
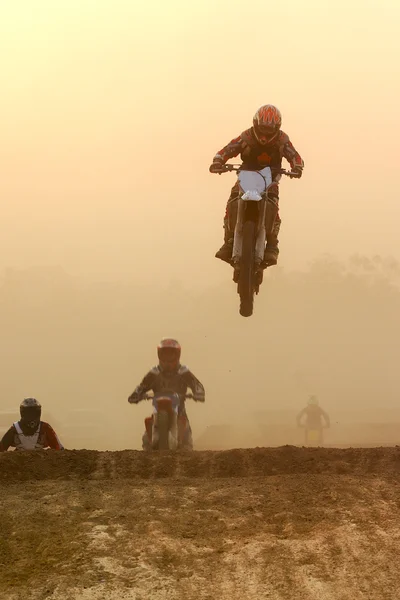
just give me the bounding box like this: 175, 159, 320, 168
193, 393, 205, 403
128, 394, 139, 404
128, 389, 142, 404
209, 157, 225, 174
290, 165, 303, 179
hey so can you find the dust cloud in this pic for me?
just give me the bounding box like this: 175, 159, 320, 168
1, 1, 400, 451
1, 0, 400, 286
1, 256, 399, 451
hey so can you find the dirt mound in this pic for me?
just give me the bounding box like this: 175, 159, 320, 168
1, 446, 400, 483
1, 447, 400, 599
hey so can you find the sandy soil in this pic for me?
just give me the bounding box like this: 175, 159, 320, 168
1, 446, 400, 600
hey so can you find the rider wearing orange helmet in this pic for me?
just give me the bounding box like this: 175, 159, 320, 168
210, 105, 304, 266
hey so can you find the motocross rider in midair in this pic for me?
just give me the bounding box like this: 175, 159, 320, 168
209, 104, 304, 266
128, 338, 205, 450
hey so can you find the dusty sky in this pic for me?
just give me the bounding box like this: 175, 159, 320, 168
1, 0, 399, 286
1, 1, 400, 450
1, 257, 400, 450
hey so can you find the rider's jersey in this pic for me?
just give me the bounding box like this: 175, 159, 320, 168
297, 406, 330, 429
0, 421, 64, 451
213, 128, 304, 171
134, 365, 205, 409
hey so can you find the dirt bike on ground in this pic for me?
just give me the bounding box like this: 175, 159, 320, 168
217, 164, 297, 317
302, 425, 328, 447
142, 393, 195, 451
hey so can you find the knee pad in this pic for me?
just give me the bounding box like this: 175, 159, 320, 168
267, 182, 280, 201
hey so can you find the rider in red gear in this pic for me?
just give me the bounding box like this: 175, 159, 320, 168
0, 398, 64, 452
128, 338, 205, 450
209, 105, 304, 266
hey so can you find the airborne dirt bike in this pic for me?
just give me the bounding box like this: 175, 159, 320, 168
141, 393, 198, 451
218, 164, 298, 317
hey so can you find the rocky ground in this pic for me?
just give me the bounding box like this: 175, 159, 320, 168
1, 446, 400, 599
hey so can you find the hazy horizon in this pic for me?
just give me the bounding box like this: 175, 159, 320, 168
1, 256, 399, 450
1, 1, 400, 449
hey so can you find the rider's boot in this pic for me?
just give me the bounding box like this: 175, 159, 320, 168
142, 431, 152, 451
180, 422, 194, 451
142, 417, 153, 451
263, 234, 279, 266
215, 234, 234, 263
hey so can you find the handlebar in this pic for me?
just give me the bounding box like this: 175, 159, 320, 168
214, 164, 300, 178
298, 424, 330, 429
142, 393, 195, 401
128, 392, 204, 404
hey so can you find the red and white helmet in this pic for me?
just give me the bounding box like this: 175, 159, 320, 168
253, 104, 282, 145
157, 338, 181, 372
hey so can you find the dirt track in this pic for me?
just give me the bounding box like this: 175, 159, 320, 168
1, 447, 400, 599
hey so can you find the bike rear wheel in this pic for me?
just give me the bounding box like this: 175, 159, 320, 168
239, 220, 256, 317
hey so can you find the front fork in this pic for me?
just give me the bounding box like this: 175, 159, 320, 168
152, 411, 179, 449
